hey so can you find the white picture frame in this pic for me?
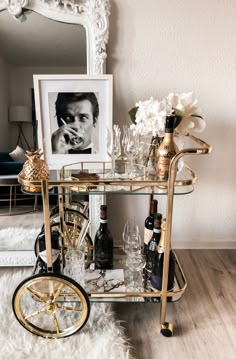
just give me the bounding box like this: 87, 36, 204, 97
33, 74, 113, 169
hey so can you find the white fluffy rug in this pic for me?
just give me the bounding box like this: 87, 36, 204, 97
0, 227, 40, 250
0, 271, 132, 358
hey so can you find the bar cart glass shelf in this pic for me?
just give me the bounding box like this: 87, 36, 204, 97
13, 134, 211, 338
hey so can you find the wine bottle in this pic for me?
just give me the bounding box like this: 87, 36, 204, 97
144, 213, 162, 279
144, 199, 158, 254
155, 115, 178, 180
37, 229, 61, 273
94, 205, 113, 270
150, 218, 175, 290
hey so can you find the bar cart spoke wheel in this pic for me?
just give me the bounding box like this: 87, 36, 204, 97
160, 322, 174, 337
12, 272, 90, 339
50, 206, 88, 226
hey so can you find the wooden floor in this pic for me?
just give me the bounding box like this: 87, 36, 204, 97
113, 249, 236, 359
0, 209, 235, 359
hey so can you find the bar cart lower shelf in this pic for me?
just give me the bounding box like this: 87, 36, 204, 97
12, 246, 186, 338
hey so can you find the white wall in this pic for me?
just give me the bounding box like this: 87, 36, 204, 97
106, 0, 236, 248
0, 57, 9, 151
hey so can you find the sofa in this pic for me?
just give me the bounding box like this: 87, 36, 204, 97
0, 152, 24, 176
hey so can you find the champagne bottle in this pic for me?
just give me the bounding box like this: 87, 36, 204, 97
144, 213, 162, 279
150, 218, 175, 290
37, 229, 61, 273
94, 205, 113, 270
144, 199, 158, 254
155, 115, 178, 180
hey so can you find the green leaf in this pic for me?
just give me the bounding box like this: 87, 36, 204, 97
174, 115, 182, 128
191, 114, 203, 119
172, 108, 182, 128
128, 106, 139, 124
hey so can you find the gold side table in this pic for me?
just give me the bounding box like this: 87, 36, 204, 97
0, 175, 38, 216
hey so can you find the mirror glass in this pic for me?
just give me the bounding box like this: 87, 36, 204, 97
0, 10, 87, 67
0, 9, 87, 150
0, 9, 88, 264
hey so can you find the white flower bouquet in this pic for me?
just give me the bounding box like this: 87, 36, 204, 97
128, 92, 206, 172
129, 92, 206, 137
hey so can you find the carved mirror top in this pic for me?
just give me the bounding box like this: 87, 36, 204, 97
0, 0, 111, 74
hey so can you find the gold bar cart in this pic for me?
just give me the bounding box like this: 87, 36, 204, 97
12, 134, 211, 338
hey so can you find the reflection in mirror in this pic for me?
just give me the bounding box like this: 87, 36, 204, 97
0, 10, 87, 151
0, 10, 87, 67
0, 0, 110, 267
0, 9, 87, 264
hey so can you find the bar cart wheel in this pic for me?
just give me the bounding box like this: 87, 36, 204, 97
12, 272, 90, 339
50, 206, 88, 226
160, 322, 174, 337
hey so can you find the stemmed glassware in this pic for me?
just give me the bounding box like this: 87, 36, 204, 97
107, 125, 121, 177
126, 253, 146, 292
122, 126, 140, 177
122, 220, 145, 292
122, 219, 140, 254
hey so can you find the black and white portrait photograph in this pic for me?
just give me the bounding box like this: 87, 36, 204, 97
49, 92, 99, 155
33, 74, 113, 169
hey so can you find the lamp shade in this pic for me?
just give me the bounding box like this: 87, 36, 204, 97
9, 105, 32, 123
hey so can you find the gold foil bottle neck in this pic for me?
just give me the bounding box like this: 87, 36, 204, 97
157, 218, 166, 254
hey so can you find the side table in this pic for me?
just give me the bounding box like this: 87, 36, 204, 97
0, 175, 38, 216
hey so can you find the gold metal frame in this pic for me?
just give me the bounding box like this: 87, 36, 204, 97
17, 134, 211, 336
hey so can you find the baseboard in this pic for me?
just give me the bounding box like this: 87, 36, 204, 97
173, 241, 236, 249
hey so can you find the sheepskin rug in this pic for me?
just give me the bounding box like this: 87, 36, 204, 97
0, 227, 40, 250
0, 229, 132, 358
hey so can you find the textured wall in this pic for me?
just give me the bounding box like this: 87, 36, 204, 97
106, 0, 236, 247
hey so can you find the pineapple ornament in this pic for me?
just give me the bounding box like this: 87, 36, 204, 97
19, 149, 49, 193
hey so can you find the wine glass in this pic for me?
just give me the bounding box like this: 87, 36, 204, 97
126, 253, 146, 292
121, 126, 129, 177
126, 233, 142, 256
125, 128, 140, 177
107, 125, 121, 177
122, 220, 140, 254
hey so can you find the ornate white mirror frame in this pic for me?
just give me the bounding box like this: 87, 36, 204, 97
0, 0, 111, 266
0, 0, 110, 74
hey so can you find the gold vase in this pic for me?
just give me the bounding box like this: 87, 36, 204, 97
19, 149, 49, 193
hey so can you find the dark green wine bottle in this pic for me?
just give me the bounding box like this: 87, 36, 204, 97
144, 199, 158, 254
94, 205, 113, 270
144, 213, 162, 279
150, 219, 175, 290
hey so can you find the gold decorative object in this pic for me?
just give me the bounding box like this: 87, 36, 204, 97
18, 149, 49, 193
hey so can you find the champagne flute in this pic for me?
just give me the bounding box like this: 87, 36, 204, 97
107, 125, 121, 177
125, 127, 140, 177
121, 126, 129, 177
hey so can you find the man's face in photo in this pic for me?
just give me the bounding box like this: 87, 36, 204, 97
59, 99, 97, 150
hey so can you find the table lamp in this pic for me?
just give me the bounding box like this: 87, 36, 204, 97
9, 105, 32, 150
